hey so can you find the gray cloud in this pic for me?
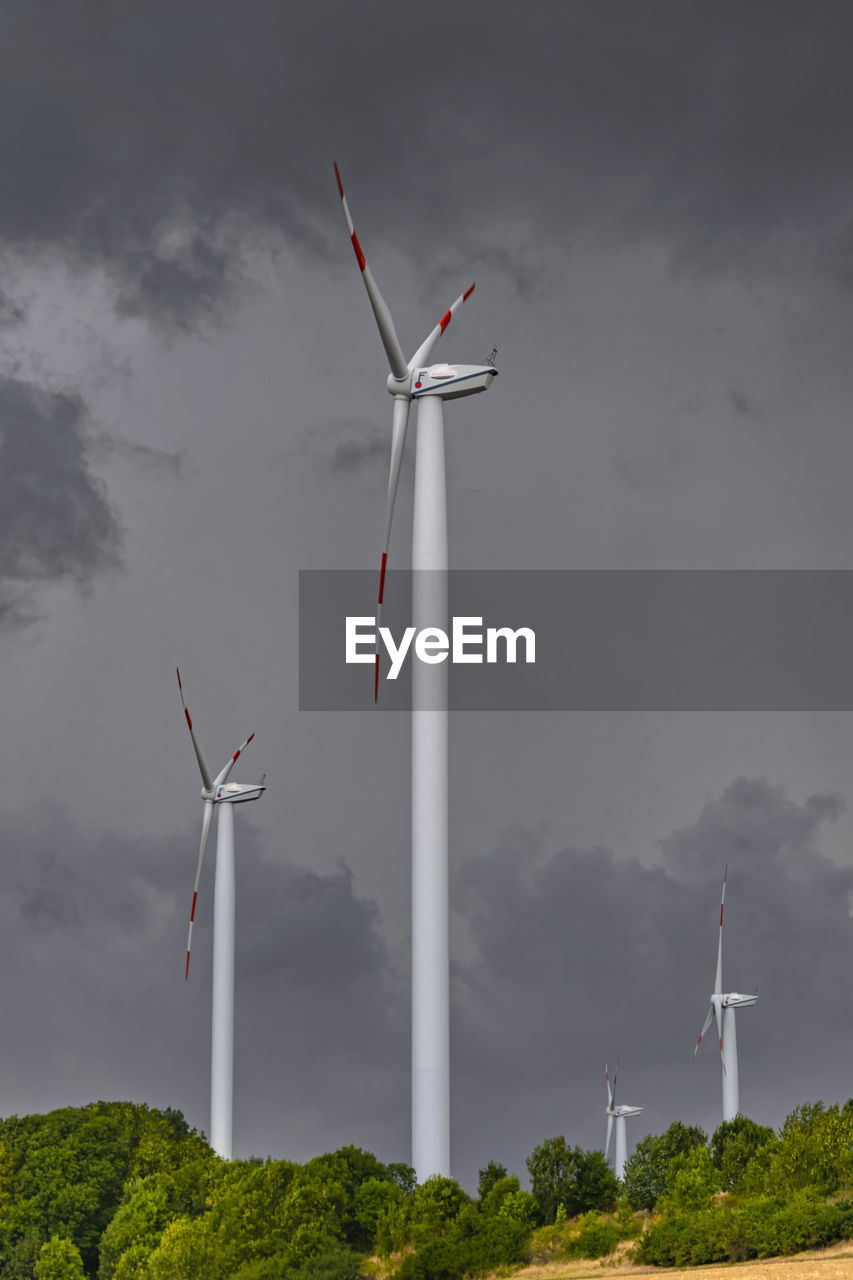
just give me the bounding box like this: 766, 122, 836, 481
450, 778, 853, 1180
0, 805, 407, 1164
89, 431, 185, 475
2, 777, 848, 1186
1, 4, 853, 327
0, 376, 122, 624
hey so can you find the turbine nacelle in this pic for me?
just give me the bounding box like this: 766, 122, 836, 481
213, 781, 265, 805
412, 363, 498, 401
608, 1104, 644, 1118
722, 992, 758, 1008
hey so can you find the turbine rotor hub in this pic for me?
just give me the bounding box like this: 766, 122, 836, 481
386, 372, 412, 396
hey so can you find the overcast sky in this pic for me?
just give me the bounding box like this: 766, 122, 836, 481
2, 1, 853, 1190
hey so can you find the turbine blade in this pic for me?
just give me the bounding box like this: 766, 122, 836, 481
185, 799, 214, 978
605, 1063, 612, 1108
605, 1111, 613, 1159
715, 1001, 727, 1075
334, 163, 408, 381
176, 668, 213, 792
374, 396, 412, 702
213, 730, 256, 789
693, 1005, 715, 1058
611, 1059, 619, 1109
715, 864, 727, 995
408, 283, 476, 371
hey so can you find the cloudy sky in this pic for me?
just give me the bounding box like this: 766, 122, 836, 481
2, 0, 853, 1189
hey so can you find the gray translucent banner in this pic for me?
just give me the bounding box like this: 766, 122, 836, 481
299, 570, 853, 711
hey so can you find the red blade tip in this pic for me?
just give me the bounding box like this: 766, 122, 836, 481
463, 282, 475, 301
334, 162, 343, 199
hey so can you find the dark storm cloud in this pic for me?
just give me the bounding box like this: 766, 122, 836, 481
296, 417, 414, 481
89, 430, 185, 475
0, 807, 406, 1161
1, 778, 850, 1179
327, 427, 389, 477
0, 376, 122, 624
4, 3, 853, 326
450, 778, 853, 1179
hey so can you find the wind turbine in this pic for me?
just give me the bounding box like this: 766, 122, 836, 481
335, 164, 498, 1180
177, 668, 265, 1160
693, 865, 757, 1122
604, 1063, 643, 1181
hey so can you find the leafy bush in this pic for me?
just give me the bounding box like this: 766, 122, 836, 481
564, 1211, 620, 1259
638, 1192, 853, 1266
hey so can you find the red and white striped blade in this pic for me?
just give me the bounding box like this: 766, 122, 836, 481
334, 163, 409, 382
185, 798, 214, 978
176, 668, 213, 792
374, 396, 412, 702
408, 283, 476, 371
605, 1063, 613, 1108
715, 864, 727, 995
693, 1004, 715, 1059
213, 730, 256, 789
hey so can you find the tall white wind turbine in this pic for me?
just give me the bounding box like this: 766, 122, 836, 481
604, 1063, 643, 1181
335, 164, 498, 1180
177, 668, 265, 1160
692, 865, 757, 1122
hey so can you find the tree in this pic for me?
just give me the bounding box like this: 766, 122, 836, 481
622, 1122, 707, 1211
764, 1101, 853, 1196
477, 1162, 508, 1201
33, 1237, 85, 1280
661, 1146, 721, 1210
408, 1176, 470, 1242
710, 1116, 775, 1191
526, 1139, 618, 1223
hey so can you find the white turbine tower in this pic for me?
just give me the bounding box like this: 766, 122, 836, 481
604, 1063, 643, 1181
177, 668, 265, 1160
693, 865, 757, 1122
335, 164, 498, 1180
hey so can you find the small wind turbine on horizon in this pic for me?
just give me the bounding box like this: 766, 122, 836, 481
177, 668, 265, 1160
335, 163, 498, 1180
604, 1062, 643, 1182
693, 865, 757, 1123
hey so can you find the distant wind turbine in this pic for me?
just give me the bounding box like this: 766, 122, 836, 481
335, 163, 498, 1180
177, 668, 265, 1160
605, 1062, 643, 1181
693, 865, 757, 1122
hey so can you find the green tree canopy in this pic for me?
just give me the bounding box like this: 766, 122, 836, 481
525, 1138, 619, 1223
710, 1115, 775, 1191
33, 1237, 85, 1280
477, 1161, 508, 1201
622, 1121, 708, 1211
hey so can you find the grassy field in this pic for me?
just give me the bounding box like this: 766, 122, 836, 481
499, 1239, 853, 1280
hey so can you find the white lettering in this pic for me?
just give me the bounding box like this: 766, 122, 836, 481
346, 616, 376, 663
486, 626, 536, 664
379, 625, 417, 680
415, 628, 450, 664
452, 616, 483, 663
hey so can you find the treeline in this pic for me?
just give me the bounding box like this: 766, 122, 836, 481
627, 1102, 853, 1265
0, 1099, 852, 1278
